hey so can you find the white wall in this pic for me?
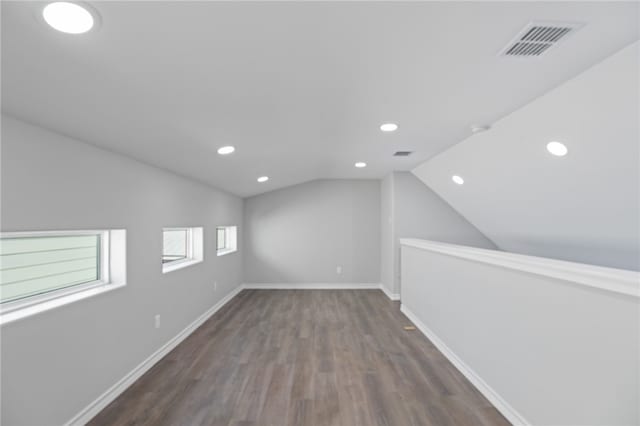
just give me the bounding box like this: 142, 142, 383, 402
381, 172, 496, 295
413, 41, 640, 271
243, 179, 380, 284
0, 115, 244, 425
401, 240, 639, 426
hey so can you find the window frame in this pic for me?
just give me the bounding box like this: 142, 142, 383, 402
216, 225, 238, 257
161, 227, 192, 266
162, 227, 203, 273
0, 229, 124, 323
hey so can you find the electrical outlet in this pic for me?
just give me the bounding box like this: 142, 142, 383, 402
336, 265, 343, 274
154, 314, 161, 329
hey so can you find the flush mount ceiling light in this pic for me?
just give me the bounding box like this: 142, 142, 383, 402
43, 2, 95, 34
452, 175, 464, 185
257, 176, 269, 183
355, 162, 367, 168
546, 141, 568, 157
217, 146, 235, 155
380, 123, 398, 132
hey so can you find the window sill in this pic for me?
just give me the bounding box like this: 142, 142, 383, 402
216, 248, 237, 257
162, 258, 202, 274
0, 281, 126, 326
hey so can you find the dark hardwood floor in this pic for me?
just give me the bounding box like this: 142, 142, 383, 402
89, 290, 510, 426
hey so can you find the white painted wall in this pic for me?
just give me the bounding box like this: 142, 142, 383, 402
0, 115, 244, 425
413, 41, 640, 271
381, 172, 496, 295
401, 240, 639, 426
243, 179, 380, 284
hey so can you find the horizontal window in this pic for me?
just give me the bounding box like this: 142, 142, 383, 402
216, 226, 237, 256
0, 230, 127, 325
162, 227, 203, 273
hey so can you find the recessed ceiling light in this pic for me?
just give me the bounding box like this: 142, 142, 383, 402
43, 2, 95, 34
355, 162, 367, 168
217, 146, 235, 155
380, 123, 398, 132
257, 176, 269, 183
452, 175, 464, 185
546, 141, 568, 157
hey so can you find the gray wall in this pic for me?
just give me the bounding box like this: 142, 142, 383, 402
380, 174, 394, 294
243, 179, 380, 284
401, 242, 639, 426
381, 172, 496, 295
0, 115, 244, 426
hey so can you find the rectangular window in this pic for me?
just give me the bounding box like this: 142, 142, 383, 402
0, 229, 126, 324
162, 228, 189, 264
216, 227, 226, 251
216, 226, 237, 256
162, 227, 203, 273
1, 233, 103, 304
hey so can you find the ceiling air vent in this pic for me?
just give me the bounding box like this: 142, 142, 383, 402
500, 22, 582, 57
393, 151, 413, 157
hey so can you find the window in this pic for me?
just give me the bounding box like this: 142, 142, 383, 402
0, 230, 126, 324
216, 226, 237, 256
162, 227, 203, 273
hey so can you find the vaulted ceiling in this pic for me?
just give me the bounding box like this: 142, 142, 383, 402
413, 41, 639, 271
2, 1, 638, 196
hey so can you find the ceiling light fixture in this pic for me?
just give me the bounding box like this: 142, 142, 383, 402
546, 141, 568, 157
380, 123, 398, 132
217, 146, 235, 155
257, 176, 269, 183
43, 2, 95, 34
452, 175, 464, 185
355, 162, 367, 168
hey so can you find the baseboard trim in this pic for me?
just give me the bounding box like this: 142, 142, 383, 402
242, 283, 381, 290
378, 284, 400, 301
64, 285, 244, 426
400, 304, 530, 426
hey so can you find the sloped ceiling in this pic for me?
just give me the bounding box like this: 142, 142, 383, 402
413, 42, 639, 271
2, 1, 639, 196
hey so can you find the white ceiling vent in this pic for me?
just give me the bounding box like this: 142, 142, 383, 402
500, 22, 582, 58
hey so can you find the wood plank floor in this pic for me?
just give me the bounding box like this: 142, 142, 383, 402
89, 290, 510, 426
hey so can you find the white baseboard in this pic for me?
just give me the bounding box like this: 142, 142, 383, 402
400, 304, 530, 426
378, 284, 400, 301
65, 285, 244, 426
241, 283, 401, 301
242, 283, 381, 290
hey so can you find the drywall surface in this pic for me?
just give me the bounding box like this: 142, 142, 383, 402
0, 115, 244, 425
243, 179, 380, 284
380, 174, 395, 295
401, 241, 639, 426
383, 172, 496, 295
413, 41, 640, 271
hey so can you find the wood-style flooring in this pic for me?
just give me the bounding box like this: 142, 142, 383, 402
89, 290, 510, 426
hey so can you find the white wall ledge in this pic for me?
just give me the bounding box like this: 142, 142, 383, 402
400, 238, 640, 298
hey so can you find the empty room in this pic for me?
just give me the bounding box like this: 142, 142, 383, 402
1, 1, 638, 425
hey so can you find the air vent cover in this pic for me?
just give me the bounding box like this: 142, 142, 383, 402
393, 151, 413, 157
500, 22, 582, 57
